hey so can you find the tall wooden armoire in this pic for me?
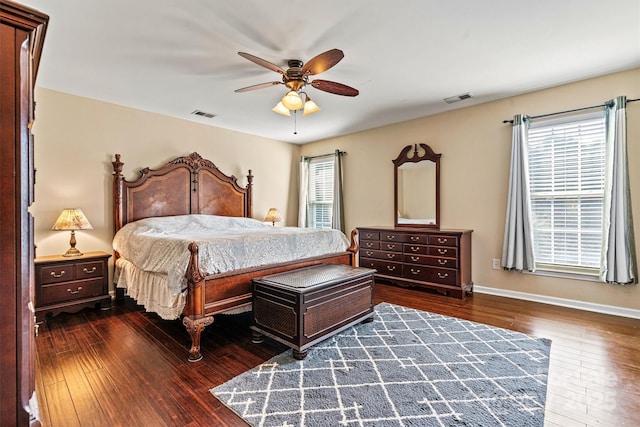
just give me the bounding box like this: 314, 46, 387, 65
0, 1, 48, 425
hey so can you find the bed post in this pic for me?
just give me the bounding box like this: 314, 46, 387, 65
182, 242, 214, 362
347, 229, 359, 266
112, 154, 125, 234
246, 169, 253, 218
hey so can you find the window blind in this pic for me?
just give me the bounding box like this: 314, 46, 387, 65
528, 113, 606, 269
308, 158, 334, 229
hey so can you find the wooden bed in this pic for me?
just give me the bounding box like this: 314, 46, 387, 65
112, 152, 358, 361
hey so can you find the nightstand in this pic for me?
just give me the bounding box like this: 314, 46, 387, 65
34, 251, 112, 322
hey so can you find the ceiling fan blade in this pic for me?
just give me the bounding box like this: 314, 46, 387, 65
234, 81, 282, 93
301, 49, 344, 75
310, 79, 359, 97
238, 52, 286, 76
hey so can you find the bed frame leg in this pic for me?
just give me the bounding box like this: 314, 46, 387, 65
182, 315, 214, 362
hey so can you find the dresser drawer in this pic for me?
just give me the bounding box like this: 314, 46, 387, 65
40, 278, 105, 305
405, 234, 427, 244
380, 232, 408, 242
404, 243, 428, 255
40, 263, 76, 284
380, 241, 403, 252
404, 254, 457, 268
360, 258, 403, 278
428, 235, 458, 247
360, 230, 380, 241
403, 266, 458, 286
361, 240, 380, 250
428, 246, 458, 258
361, 249, 402, 261
75, 260, 104, 279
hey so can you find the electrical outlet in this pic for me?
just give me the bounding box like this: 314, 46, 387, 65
492, 259, 500, 270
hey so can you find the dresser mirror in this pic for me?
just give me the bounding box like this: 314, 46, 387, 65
393, 143, 441, 228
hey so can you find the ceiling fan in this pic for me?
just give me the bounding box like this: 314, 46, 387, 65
234, 48, 359, 116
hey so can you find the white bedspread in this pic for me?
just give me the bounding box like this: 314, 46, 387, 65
113, 215, 349, 319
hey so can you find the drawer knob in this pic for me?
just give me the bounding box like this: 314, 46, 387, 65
411, 256, 420, 262
386, 235, 395, 240
67, 286, 83, 295
366, 233, 374, 238
365, 251, 374, 256
386, 265, 396, 271
366, 242, 374, 248
387, 244, 396, 250
438, 249, 447, 255
438, 259, 447, 265
50, 270, 66, 278
387, 253, 395, 259
438, 238, 448, 244
410, 246, 419, 252
437, 273, 449, 279
83, 266, 97, 273
410, 236, 419, 241
410, 268, 421, 275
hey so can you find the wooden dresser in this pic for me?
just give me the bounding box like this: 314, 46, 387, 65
358, 227, 473, 298
0, 2, 48, 425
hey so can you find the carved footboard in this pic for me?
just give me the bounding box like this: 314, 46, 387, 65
180, 230, 359, 362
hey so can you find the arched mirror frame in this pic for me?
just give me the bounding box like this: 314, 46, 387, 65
393, 143, 441, 228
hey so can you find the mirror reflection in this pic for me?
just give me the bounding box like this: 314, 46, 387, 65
397, 162, 436, 225
393, 143, 441, 228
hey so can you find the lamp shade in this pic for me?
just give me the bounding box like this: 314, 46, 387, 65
272, 101, 291, 116
303, 98, 320, 115
281, 90, 303, 110
52, 208, 93, 230
264, 208, 281, 226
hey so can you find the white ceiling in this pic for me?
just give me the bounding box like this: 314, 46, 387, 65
20, 0, 640, 144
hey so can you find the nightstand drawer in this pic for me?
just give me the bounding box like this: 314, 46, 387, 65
75, 260, 104, 279
40, 263, 76, 284
40, 278, 105, 305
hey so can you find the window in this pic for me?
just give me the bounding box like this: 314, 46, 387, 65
307, 157, 334, 229
527, 112, 606, 274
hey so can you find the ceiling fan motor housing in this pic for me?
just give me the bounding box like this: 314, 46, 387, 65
284, 59, 307, 91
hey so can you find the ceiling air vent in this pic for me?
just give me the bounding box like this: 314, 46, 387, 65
443, 92, 472, 104
191, 110, 215, 119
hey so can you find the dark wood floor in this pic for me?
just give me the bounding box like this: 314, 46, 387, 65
35, 282, 640, 427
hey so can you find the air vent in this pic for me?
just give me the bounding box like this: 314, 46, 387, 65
191, 110, 216, 119
443, 92, 472, 104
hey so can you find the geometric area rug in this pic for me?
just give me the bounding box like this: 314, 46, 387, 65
212, 302, 551, 426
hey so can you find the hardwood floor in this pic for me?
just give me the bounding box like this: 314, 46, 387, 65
35, 282, 640, 426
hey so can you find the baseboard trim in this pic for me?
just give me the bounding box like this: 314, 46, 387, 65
473, 285, 640, 319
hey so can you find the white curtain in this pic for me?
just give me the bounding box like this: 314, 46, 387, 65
298, 157, 310, 227
501, 114, 536, 271
331, 150, 345, 233
600, 96, 637, 284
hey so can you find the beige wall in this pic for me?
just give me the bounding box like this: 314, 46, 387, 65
301, 68, 640, 311
31, 68, 639, 311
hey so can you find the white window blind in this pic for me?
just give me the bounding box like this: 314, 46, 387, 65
308, 158, 334, 229
528, 112, 606, 271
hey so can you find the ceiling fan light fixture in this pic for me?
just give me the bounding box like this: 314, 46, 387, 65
272, 101, 291, 116
281, 90, 303, 110
303, 97, 320, 116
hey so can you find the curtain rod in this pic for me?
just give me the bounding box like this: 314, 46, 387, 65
502, 97, 639, 124
301, 150, 346, 161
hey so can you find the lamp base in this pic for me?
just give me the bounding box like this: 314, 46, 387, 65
63, 247, 83, 257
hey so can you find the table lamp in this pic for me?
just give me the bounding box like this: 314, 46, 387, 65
52, 208, 93, 257
264, 208, 281, 227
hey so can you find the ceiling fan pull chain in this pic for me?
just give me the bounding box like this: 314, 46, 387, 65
293, 110, 297, 135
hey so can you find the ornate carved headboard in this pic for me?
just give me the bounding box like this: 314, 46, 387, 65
112, 152, 253, 233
